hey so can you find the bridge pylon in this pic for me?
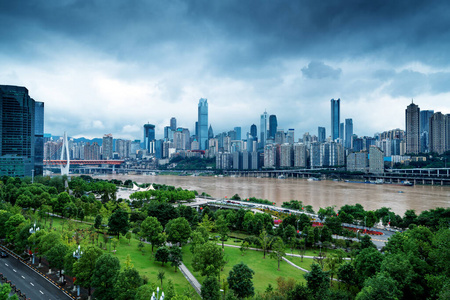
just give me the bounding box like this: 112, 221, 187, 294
60, 132, 70, 176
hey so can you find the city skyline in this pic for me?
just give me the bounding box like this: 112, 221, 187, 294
1, 1, 450, 139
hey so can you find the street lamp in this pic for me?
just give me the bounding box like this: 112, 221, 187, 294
73, 245, 83, 297
29, 222, 40, 264
151, 287, 165, 300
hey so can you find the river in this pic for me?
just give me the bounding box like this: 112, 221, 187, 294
95, 174, 450, 216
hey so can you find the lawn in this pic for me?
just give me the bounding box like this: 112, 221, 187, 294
43, 216, 200, 298
182, 244, 307, 294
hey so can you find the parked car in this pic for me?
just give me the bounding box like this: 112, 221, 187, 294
0, 252, 8, 258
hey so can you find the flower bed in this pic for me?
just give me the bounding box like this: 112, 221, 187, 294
343, 227, 383, 235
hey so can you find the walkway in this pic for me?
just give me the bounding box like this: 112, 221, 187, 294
178, 262, 201, 296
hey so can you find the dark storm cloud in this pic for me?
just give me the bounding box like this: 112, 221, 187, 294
301, 61, 342, 79
2, 0, 450, 69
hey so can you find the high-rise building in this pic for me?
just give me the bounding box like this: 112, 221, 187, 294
208, 125, 214, 139
260, 111, 268, 148
287, 129, 295, 144
115, 139, 131, 158
170, 117, 177, 131
318, 127, 326, 143
234, 127, 242, 141
369, 146, 384, 174
280, 143, 293, 167
405, 101, 420, 154
102, 134, 113, 159
310, 142, 321, 168
143, 123, 155, 152
331, 98, 340, 141
339, 122, 344, 141
250, 124, 257, 139
293, 143, 307, 167
420, 110, 434, 152
347, 151, 368, 173
275, 129, 286, 144
345, 119, 353, 149
198, 98, 208, 150
34, 101, 44, 176
268, 115, 278, 139
0, 85, 40, 177
429, 112, 447, 155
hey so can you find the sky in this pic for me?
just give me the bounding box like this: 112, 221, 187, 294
1, 0, 450, 140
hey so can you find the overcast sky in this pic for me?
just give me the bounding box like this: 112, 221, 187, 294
1, 0, 449, 140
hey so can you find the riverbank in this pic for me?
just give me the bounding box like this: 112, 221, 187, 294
94, 174, 450, 216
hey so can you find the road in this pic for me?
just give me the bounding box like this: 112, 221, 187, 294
0, 254, 72, 300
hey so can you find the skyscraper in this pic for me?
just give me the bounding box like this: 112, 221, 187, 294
345, 119, 353, 149
143, 123, 155, 152
331, 98, 340, 141
208, 125, 214, 139
429, 112, 447, 155
102, 134, 113, 159
405, 101, 420, 154
234, 127, 242, 140
318, 127, 326, 142
34, 101, 44, 176
268, 114, 278, 139
198, 98, 208, 150
420, 110, 434, 152
0, 85, 39, 177
250, 124, 257, 139
260, 111, 268, 148
170, 117, 177, 131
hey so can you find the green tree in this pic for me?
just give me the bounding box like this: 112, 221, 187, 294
380, 253, 414, 291
227, 262, 255, 299
4, 214, 26, 243
215, 215, 230, 249
114, 267, 143, 300
135, 285, 154, 300
165, 279, 176, 300
165, 217, 192, 246
108, 209, 129, 238
304, 263, 330, 298
169, 246, 183, 272
269, 237, 286, 271
155, 246, 170, 266
201, 276, 220, 300
140, 216, 163, 252
157, 269, 165, 289
338, 262, 356, 290
0, 282, 19, 300
94, 214, 102, 229
258, 229, 272, 259
364, 211, 378, 228
73, 245, 103, 296
46, 243, 69, 278
91, 253, 121, 300
190, 229, 207, 254
54, 192, 71, 214
356, 272, 402, 300
240, 241, 249, 256
354, 247, 383, 285
192, 242, 226, 278
360, 234, 376, 249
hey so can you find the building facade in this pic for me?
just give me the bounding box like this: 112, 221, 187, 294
0, 85, 41, 177
405, 102, 420, 154
331, 98, 340, 141
198, 98, 208, 150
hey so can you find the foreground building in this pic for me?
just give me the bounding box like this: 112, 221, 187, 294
0, 85, 44, 177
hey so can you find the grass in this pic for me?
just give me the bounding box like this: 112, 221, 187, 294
41, 215, 348, 298
42, 216, 200, 298
182, 244, 307, 294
